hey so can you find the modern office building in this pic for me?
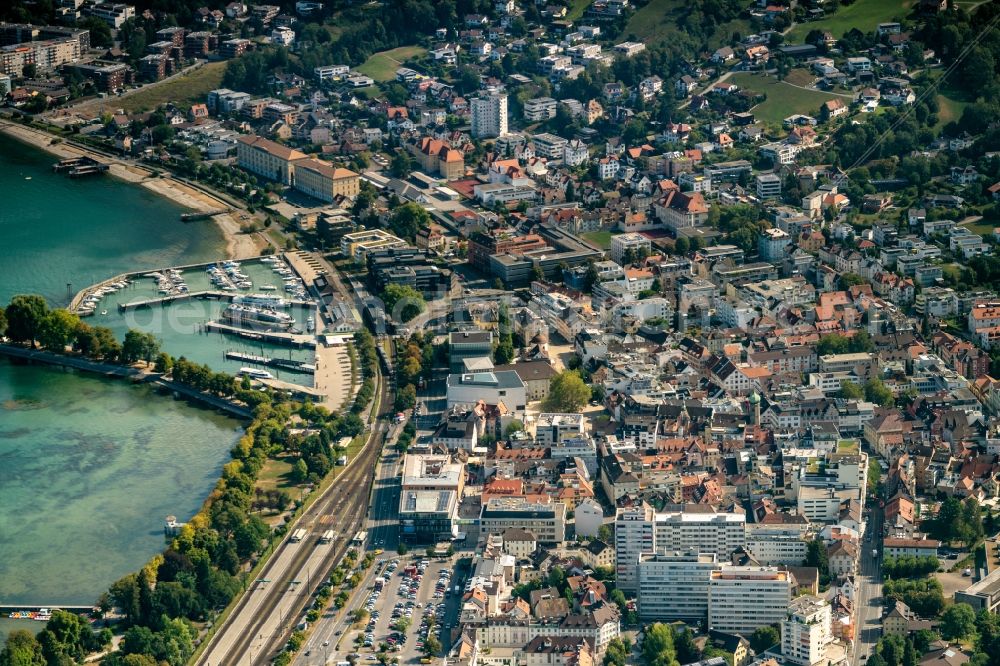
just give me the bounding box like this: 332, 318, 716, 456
479, 496, 567, 544
399, 454, 464, 543
534, 413, 586, 447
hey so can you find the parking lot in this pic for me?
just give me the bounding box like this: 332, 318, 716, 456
336, 556, 463, 665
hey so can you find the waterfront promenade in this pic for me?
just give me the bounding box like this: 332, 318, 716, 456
0, 344, 252, 419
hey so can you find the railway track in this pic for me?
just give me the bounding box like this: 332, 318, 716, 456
202, 378, 391, 666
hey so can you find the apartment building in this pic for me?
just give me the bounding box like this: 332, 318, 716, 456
0, 38, 78, 76
637, 552, 721, 621
524, 96, 558, 121
0, 24, 89, 76
708, 566, 792, 633
83, 2, 135, 28
471, 94, 509, 138
610, 232, 651, 265
535, 413, 586, 446
782, 596, 833, 666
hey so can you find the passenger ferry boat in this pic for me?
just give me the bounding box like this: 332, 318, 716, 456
222, 304, 295, 330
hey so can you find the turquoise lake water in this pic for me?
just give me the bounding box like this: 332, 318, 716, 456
0, 133, 250, 642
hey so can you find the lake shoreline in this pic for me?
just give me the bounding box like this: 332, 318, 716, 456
0, 121, 262, 259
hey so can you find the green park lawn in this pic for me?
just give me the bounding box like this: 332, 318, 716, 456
583, 230, 614, 249
728, 72, 845, 125
355, 46, 427, 82
787, 0, 913, 42
256, 456, 296, 493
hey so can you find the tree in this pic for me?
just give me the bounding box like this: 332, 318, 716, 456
749, 626, 780, 653
531, 264, 545, 282
154, 352, 174, 373
543, 370, 590, 412
390, 150, 413, 178
816, 333, 850, 355
673, 627, 699, 665
423, 635, 442, 656
5, 294, 50, 347
838, 380, 865, 400
79, 16, 112, 47
941, 603, 977, 640
604, 638, 630, 666
642, 623, 679, 666
673, 237, 689, 255
151, 124, 175, 145
494, 338, 515, 364
37, 309, 81, 352
806, 538, 831, 586
864, 378, 894, 407
395, 384, 417, 411
388, 203, 430, 240
1, 630, 45, 666
292, 458, 309, 483
382, 284, 426, 323
122, 329, 161, 364
0, 305, 7, 337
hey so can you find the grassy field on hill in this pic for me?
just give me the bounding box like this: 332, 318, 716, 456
786, 0, 913, 42
729, 72, 845, 124
115, 61, 227, 112
356, 46, 427, 82
623, 0, 751, 50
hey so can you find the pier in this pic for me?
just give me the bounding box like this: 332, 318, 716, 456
205, 321, 316, 348
52, 156, 109, 177
118, 291, 312, 312
2, 605, 95, 615
181, 209, 231, 222
118, 290, 227, 312
224, 350, 315, 374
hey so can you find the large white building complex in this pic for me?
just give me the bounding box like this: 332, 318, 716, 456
708, 566, 792, 633
637, 552, 720, 621
615, 503, 747, 592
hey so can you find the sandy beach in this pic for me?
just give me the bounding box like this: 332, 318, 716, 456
0, 120, 263, 259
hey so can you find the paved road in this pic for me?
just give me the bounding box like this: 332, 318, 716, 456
852, 502, 885, 665
294, 442, 406, 666
197, 375, 390, 666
